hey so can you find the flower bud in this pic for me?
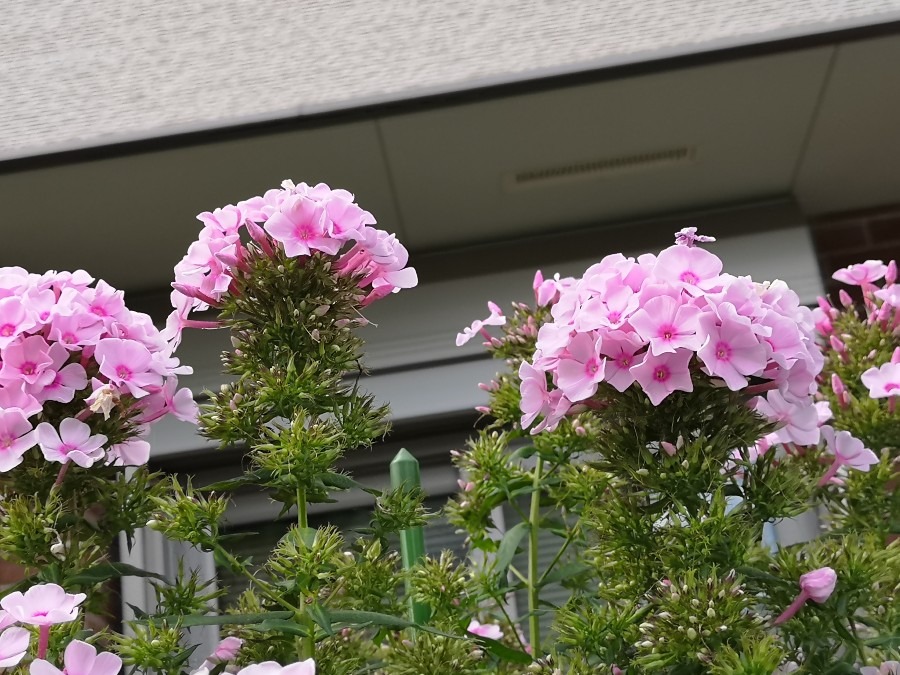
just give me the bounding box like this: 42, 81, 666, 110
800, 566, 837, 603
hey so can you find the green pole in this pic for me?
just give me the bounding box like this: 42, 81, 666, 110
390, 448, 430, 625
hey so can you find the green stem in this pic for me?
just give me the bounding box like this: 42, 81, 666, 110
295, 486, 315, 660
527, 459, 543, 654
850, 618, 868, 663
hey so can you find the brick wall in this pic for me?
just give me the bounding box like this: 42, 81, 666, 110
810, 203, 900, 299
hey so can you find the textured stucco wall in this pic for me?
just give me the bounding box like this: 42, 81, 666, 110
2, 0, 900, 159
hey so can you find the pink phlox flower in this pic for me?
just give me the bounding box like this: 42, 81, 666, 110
238, 187, 288, 222
210, 636, 243, 663
0, 296, 36, 348
94, 338, 162, 398
819, 425, 878, 471
574, 282, 638, 331
757, 310, 807, 368
697, 311, 766, 390
36, 418, 107, 468
0, 626, 29, 668
30, 639, 122, 675
814, 400, 833, 425
0, 583, 85, 626
0, 384, 42, 418
775, 358, 821, 404
0, 409, 36, 472
531, 389, 571, 434
456, 302, 506, 347
533, 270, 564, 307
322, 193, 374, 241
754, 391, 820, 446
235, 660, 316, 675
197, 205, 245, 237
674, 227, 716, 247
105, 436, 150, 467
630, 348, 694, 406
629, 295, 702, 355
709, 276, 765, 321
0, 267, 32, 298
265, 195, 339, 257
0, 610, 16, 633
555, 332, 606, 402
137, 379, 198, 425
467, 619, 503, 640
82, 280, 127, 323
875, 284, 900, 308
0, 335, 55, 387
598, 330, 645, 392
860, 662, 900, 675
28, 343, 87, 404
47, 312, 105, 350
519, 361, 549, 429
861, 362, 900, 398
24, 287, 57, 323
653, 244, 723, 294
832, 260, 887, 287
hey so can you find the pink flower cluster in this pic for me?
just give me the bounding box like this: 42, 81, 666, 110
0, 268, 196, 472
169, 180, 417, 344
819, 258, 900, 404
518, 232, 823, 433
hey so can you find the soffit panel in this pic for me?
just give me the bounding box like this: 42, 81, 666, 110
379, 49, 832, 249
794, 34, 900, 213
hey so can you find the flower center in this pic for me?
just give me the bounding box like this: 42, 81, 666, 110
585, 358, 600, 376
116, 365, 132, 381
659, 325, 676, 340
654, 366, 670, 382
679, 271, 700, 285
886, 382, 900, 393
607, 311, 621, 323
21, 362, 36, 376
0, 324, 15, 337
715, 341, 732, 361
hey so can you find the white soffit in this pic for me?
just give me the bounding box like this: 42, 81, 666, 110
148, 224, 822, 458
794, 34, 900, 214
0, 122, 402, 291
379, 49, 832, 249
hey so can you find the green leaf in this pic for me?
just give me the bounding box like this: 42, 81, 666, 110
866, 633, 900, 648
328, 610, 458, 638
319, 471, 380, 495
735, 566, 783, 586
494, 522, 530, 578
200, 470, 272, 492
308, 603, 334, 636
253, 619, 310, 637
170, 644, 200, 669
539, 561, 591, 587
149, 611, 293, 627
509, 445, 536, 461
67, 562, 166, 587
475, 636, 533, 664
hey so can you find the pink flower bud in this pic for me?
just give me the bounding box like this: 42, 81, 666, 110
839, 290, 854, 308
660, 441, 678, 456
892, 347, 900, 364
831, 374, 845, 396
887, 260, 898, 285
475, 405, 491, 415
829, 335, 846, 353
817, 296, 834, 313
800, 566, 837, 603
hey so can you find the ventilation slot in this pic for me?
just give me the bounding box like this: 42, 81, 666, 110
504, 146, 696, 190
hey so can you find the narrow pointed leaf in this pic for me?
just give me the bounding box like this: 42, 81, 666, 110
494, 522, 529, 578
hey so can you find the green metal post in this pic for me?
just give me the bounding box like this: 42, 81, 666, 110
390, 448, 430, 625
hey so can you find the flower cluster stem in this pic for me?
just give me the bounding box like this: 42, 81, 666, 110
527, 460, 543, 654
296, 485, 315, 660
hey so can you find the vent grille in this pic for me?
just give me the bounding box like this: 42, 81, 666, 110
504, 146, 696, 190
